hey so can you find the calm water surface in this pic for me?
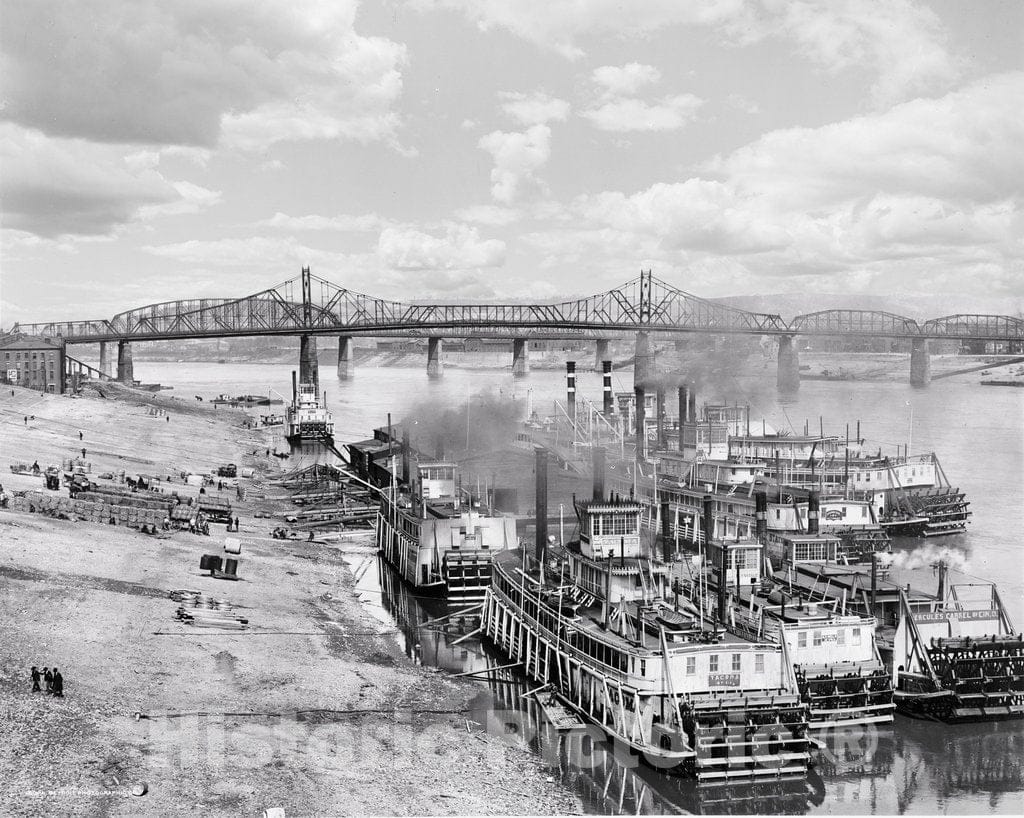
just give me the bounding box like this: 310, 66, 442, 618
136, 359, 1024, 814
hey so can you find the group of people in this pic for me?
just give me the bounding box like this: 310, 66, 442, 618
31, 666, 65, 697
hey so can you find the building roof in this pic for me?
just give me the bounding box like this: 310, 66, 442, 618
0, 334, 62, 351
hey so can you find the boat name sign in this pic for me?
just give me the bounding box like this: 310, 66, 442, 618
709, 673, 742, 687
911, 609, 999, 624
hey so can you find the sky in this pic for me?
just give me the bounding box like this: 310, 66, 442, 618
1, 0, 1022, 326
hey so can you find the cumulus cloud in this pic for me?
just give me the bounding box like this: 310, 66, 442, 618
417, 0, 956, 103
592, 63, 662, 98
0, 125, 218, 237
258, 212, 391, 232
499, 91, 570, 126
454, 205, 523, 226
581, 94, 704, 132
520, 73, 1024, 296
378, 224, 506, 270
478, 125, 552, 203
0, 0, 407, 151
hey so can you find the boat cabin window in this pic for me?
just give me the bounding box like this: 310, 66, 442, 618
755, 654, 765, 673
813, 630, 822, 647
640, 659, 646, 676
852, 627, 861, 646
837, 629, 846, 646
732, 653, 741, 672
709, 655, 719, 672
798, 631, 807, 648
686, 656, 696, 675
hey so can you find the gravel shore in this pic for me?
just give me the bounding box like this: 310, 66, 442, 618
0, 383, 581, 816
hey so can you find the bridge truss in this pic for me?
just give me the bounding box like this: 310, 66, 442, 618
10, 269, 1023, 344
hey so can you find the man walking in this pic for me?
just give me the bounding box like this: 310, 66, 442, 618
81, 447, 86, 459
52, 668, 64, 697
43, 667, 53, 694
31, 666, 41, 692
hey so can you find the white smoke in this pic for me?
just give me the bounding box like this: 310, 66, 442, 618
876, 543, 970, 573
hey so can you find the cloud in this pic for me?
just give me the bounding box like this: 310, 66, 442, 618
413, 1, 747, 59
518, 73, 1024, 296
417, 0, 955, 103
258, 212, 391, 232
761, 0, 959, 106
478, 124, 552, 203
0, 124, 217, 237
499, 91, 570, 126
581, 94, 704, 132
591, 63, 662, 97
378, 223, 505, 270
454, 205, 523, 226
1, 0, 407, 151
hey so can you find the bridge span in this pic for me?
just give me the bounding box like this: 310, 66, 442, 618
10, 269, 1023, 390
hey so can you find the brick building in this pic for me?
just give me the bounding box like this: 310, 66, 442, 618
0, 334, 66, 392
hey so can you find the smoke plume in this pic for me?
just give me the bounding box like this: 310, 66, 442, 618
877, 543, 971, 573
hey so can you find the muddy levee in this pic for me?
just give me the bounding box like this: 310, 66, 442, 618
0, 383, 581, 816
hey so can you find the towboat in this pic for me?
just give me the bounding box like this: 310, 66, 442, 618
285, 375, 334, 445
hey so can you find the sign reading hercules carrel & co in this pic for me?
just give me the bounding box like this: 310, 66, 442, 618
911, 610, 999, 624
709, 673, 741, 687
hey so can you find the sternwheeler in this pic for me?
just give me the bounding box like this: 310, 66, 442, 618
481, 449, 812, 782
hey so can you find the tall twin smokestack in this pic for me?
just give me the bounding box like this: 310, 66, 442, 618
807, 491, 820, 535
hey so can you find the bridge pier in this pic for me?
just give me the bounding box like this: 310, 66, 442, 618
299, 334, 319, 391
910, 337, 931, 387
776, 335, 800, 392
116, 340, 134, 384
512, 338, 529, 378
595, 339, 609, 371
427, 337, 443, 378
337, 336, 353, 380
99, 341, 113, 378
634, 331, 654, 386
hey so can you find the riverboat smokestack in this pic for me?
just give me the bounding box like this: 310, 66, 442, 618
677, 385, 687, 452
291, 370, 297, 404
687, 387, 697, 424
634, 385, 646, 461
602, 360, 613, 416
592, 446, 606, 501
755, 491, 768, 542
435, 435, 445, 461
656, 387, 666, 450
566, 361, 576, 424
704, 495, 726, 624
535, 448, 548, 563
661, 500, 671, 562
807, 490, 820, 535
401, 428, 410, 486
937, 560, 948, 601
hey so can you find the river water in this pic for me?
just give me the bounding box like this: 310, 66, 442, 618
136, 359, 1024, 814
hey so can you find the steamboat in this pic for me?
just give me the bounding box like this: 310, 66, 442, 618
348, 426, 517, 600
481, 449, 812, 782
285, 371, 334, 446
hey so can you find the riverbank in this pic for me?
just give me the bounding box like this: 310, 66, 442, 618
0, 384, 580, 816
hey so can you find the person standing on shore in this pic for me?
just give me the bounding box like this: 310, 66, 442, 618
81, 448, 86, 459
31, 666, 41, 692
43, 667, 53, 694
52, 669, 64, 697
79, 430, 83, 441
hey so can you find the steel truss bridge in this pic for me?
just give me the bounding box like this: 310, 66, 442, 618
11, 270, 1023, 344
